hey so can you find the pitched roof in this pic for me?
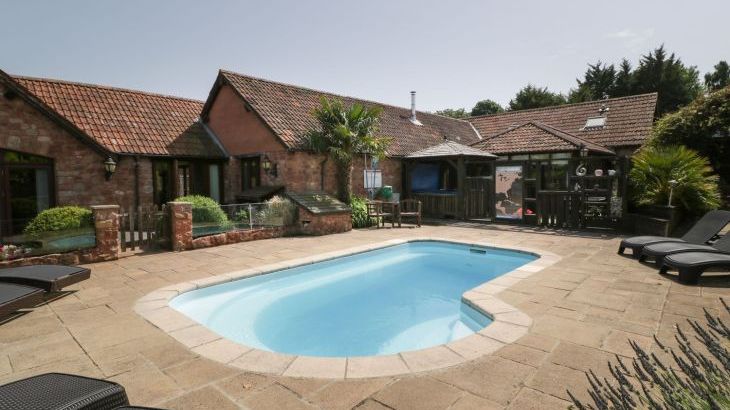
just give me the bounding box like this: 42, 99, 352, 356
406, 139, 496, 159
471, 121, 615, 155
206, 70, 481, 157
467, 93, 657, 149
9, 75, 225, 158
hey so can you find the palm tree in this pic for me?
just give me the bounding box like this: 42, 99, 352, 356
630, 145, 721, 215
307, 97, 390, 204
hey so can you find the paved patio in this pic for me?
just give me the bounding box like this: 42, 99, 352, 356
1, 224, 728, 409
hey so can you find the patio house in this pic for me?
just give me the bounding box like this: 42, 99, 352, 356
1, 66, 659, 236
0, 70, 226, 239
467, 94, 657, 227
199, 70, 482, 203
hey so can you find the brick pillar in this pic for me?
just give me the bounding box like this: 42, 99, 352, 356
168, 201, 193, 251
91, 205, 120, 261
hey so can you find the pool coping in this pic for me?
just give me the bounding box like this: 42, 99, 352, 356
134, 237, 561, 379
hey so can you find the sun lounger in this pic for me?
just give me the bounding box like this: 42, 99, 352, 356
0, 264, 90, 292
660, 252, 730, 284
0, 373, 129, 410
618, 210, 730, 257
0, 283, 44, 318
640, 233, 730, 266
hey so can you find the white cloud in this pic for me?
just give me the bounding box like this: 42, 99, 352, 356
605, 28, 656, 52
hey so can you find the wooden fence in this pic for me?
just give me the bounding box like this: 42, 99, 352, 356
536, 191, 583, 229
119, 205, 169, 252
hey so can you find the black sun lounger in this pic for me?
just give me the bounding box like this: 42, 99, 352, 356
618, 210, 730, 257
0, 373, 130, 410
0, 264, 90, 292
660, 252, 730, 284
640, 233, 730, 267
0, 283, 44, 318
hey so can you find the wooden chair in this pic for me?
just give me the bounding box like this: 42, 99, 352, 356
399, 199, 422, 227
366, 201, 395, 228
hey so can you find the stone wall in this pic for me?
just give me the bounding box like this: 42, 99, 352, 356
0, 82, 154, 208
0, 205, 121, 267
191, 227, 285, 249
169, 202, 193, 251
297, 208, 352, 236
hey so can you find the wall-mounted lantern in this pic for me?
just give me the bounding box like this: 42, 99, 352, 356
579, 144, 589, 158
261, 154, 278, 178
103, 156, 117, 180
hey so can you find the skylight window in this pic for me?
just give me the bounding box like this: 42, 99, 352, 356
584, 117, 606, 129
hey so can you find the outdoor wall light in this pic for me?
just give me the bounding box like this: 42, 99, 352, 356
579, 144, 589, 158
261, 155, 278, 178
103, 156, 117, 180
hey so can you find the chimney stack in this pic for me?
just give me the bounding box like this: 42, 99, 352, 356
409, 91, 422, 125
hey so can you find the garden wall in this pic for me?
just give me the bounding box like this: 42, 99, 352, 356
0, 205, 121, 267
297, 208, 352, 236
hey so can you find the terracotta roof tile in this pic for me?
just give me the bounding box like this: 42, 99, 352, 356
12, 76, 225, 157
467, 93, 657, 149
216, 70, 481, 157
471, 121, 615, 155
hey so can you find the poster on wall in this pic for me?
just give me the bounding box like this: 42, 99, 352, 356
495, 165, 523, 220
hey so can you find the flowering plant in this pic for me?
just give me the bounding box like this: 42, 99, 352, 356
0, 244, 32, 261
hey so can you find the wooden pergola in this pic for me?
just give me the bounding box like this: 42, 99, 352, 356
403, 140, 497, 220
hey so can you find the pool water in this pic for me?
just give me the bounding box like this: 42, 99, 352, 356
170, 241, 536, 357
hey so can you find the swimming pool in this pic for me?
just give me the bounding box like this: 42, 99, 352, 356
170, 240, 537, 357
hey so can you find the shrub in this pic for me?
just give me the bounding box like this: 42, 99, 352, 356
23, 206, 93, 235
350, 196, 372, 228
255, 196, 297, 226
650, 86, 730, 197
569, 298, 730, 409
629, 145, 721, 216
174, 195, 228, 224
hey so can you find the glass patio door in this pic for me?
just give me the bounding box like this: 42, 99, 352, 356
0, 150, 54, 236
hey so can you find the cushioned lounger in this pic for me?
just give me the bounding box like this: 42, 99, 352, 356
640, 233, 730, 266
0, 373, 129, 410
660, 252, 730, 284
0, 283, 44, 318
617, 210, 730, 257
0, 264, 90, 292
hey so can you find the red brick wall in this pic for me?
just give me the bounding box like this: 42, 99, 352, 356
204, 84, 403, 201
206, 84, 286, 154
0, 83, 154, 208
297, 208, 352, 236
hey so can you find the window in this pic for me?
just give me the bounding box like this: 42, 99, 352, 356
584, 117, 607, 129
153, 160, 172, 205
208, 164, 221, 202
177, 162, 191, 197
241, 157, 260, 191
0, 149, 54, 236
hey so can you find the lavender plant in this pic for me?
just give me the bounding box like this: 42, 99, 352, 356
569, 298, 730, 410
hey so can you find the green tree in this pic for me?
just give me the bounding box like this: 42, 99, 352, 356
629, 145, 721, 215
705, 60, 730, 92
568, 61, 617, 103
650, 86, 730, 199
470, 99, 504, 116
434, 107, 469, 119
612, 58, 634, 97
307, 97, 391, 204
508, 84, 566, 110
632, 45, 702, 116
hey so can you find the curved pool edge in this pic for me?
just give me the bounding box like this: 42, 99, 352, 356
134, 237, 561, 379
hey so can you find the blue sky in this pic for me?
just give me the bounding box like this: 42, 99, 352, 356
2, 1, 728, 111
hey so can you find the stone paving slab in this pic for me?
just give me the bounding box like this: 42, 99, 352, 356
0, 224, 728, 409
